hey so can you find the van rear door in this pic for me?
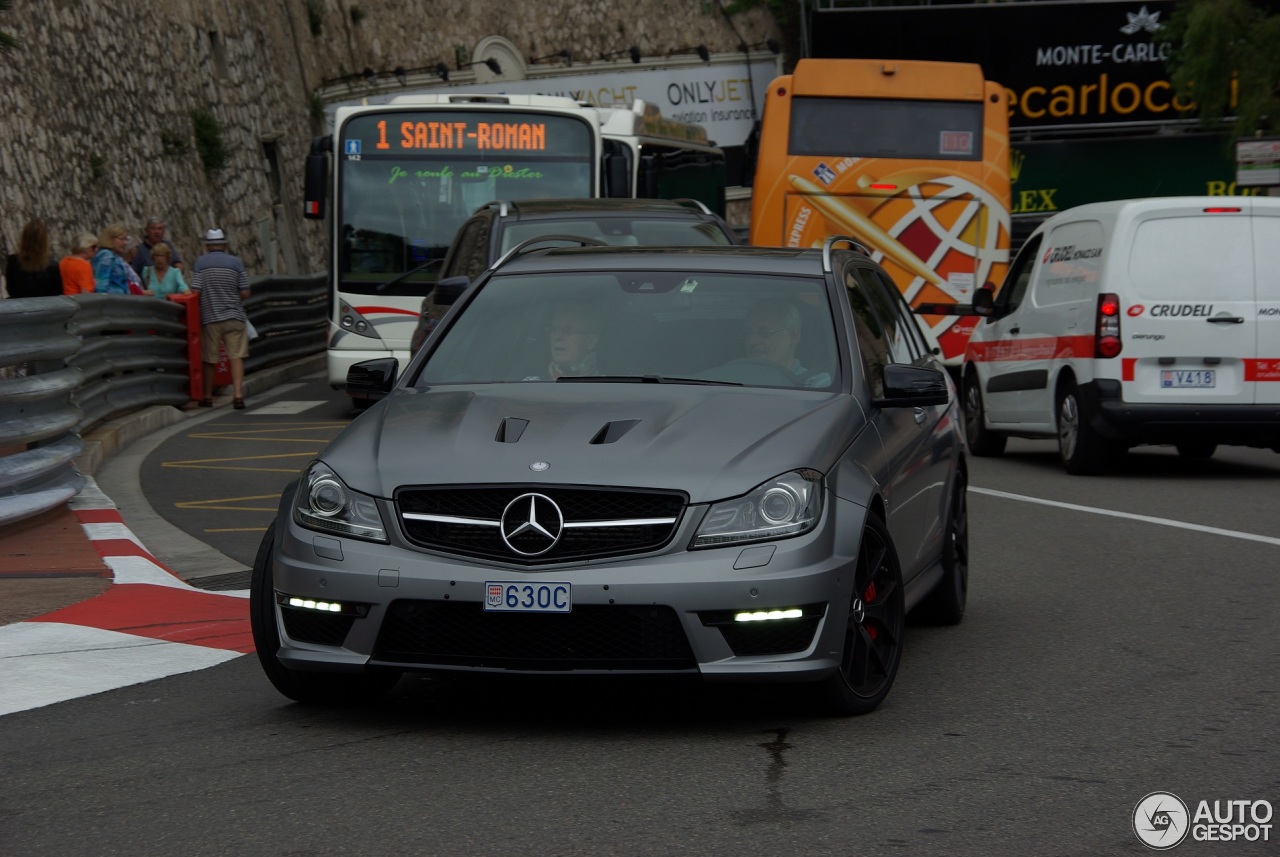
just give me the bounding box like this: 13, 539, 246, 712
1252, 206, 1280, 404
1120, 203, 1257, 406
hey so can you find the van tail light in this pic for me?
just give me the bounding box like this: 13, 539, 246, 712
1096, 293, 1122, 358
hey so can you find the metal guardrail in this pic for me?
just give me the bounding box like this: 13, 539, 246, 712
0, 274, 327, 527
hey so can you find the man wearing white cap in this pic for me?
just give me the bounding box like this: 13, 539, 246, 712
190, 228, 251, 409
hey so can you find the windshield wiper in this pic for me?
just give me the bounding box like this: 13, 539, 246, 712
373, 258, 443, 293
556, 374, 742, 386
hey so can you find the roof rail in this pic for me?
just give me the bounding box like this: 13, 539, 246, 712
492, 234, 609, 271
670, 198, 712, 215
822, 236, 871, 273
479, 200, 510, 217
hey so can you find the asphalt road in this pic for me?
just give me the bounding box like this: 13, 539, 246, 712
3, 374, 1278, 856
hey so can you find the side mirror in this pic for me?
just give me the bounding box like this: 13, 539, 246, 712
913, 282, 998, 318
873, 364, 950, 409
346, 357, 399, 403
303, 138, 330, 221
603, 151, 631, 198
972, 285, 995, 317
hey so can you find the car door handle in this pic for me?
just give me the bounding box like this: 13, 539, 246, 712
1207, 316, 1244, 324
913, 407, 926, 425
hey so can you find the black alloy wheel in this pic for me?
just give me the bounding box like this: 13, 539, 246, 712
823, 513, 906, 715
963, 374, 1006, 456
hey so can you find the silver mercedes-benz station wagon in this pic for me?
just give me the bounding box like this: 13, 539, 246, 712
251, 239, 969, 715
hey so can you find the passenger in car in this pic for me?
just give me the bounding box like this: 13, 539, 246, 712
742, 299, 832, 387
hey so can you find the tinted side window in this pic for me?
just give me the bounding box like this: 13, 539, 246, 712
442, 215, 492, 280
844, 270, 893, 398
997, 234, 1041, 314
856, 267, 926, 361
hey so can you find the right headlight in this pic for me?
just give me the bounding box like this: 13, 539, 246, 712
691, 469, 824, 549
293, 461, 387, 543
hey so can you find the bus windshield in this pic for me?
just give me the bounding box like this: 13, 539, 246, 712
338, 110, 596, 296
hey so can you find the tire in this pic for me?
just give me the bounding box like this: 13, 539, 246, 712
1056, 382, 1121, 475
963, 374, 1006, 457
1176, 440, 1217, 460
820, 513, 906, 716
250, 521, 400, 705
912, 470, 968, 626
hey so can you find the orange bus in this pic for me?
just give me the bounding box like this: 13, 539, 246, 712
749, 59, 1011, 364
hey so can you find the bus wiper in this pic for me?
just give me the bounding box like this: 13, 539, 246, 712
374, 258, 443, 293
557, 374, 742, 386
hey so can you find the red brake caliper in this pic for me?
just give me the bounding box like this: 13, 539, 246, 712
863, 581, 878, 640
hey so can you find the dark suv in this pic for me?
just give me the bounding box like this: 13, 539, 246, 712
408, 198, 738, 354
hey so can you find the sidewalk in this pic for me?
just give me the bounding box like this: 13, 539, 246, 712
0, 355, 324, 625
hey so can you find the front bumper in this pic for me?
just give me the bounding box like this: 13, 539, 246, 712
267, 495, 866, 682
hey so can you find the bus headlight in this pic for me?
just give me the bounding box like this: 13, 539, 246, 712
691, 470, 823, 548
294, 462, 387, 542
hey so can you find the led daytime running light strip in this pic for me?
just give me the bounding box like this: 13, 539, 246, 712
288, 597, 343, 613
734, 608, 804, 622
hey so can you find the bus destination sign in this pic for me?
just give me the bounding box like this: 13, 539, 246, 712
339, 111, 594, 157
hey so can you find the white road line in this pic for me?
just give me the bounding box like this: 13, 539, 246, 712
0, 623, 242, 716
248, 400, 328, 415
971, 486, 1280, 547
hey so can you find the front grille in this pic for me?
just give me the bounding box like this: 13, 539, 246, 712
372, 599, 696, 671
396, 485, 686, 564
717, 618, 821, 656
282, 608, 357, 647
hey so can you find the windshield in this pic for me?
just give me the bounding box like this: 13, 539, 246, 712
415, 268, 839, 390
500, 218, 732, 252
337, 110, 596, 297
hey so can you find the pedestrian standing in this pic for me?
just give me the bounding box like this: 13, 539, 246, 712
190, 227, 251, 409
92, 224, 134, 294
142, 242, 189, 297
59, 232, 98, 295
4, 218, 62, 298
133, 217, 184, 276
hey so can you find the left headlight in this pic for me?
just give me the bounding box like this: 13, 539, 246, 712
691, 469, 824, 549
294, 461, 388, 543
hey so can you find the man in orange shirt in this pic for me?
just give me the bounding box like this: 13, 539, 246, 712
59, 232, 97, 295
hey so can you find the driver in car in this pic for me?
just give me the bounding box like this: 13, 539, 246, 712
524, 303, 601, 380
742, 299, 831, 387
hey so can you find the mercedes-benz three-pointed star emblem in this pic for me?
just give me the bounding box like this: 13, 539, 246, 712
500, 493, 565, 556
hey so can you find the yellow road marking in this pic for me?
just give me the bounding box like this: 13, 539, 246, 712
175, 493, 282, 512
162, 451, 318, 472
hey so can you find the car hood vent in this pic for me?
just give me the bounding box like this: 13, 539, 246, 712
590, 419, 641, 444
495, 417, 529, 443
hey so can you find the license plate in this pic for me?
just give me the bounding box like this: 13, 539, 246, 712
1161, 369, 1216, 388
484, 581, 572, 613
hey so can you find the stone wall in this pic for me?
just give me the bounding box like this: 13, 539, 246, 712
0, 0, 779, 288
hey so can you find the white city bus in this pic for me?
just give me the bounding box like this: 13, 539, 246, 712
305, 93, 726, 390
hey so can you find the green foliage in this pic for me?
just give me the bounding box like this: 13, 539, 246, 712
160, 130, 190, 158
309, 92, 325, 122
305, 0, 324, 36
191, 108, 229, 173
0, 0, 17, 55
1165, 0, 1280, 140
89, 153, 105, 182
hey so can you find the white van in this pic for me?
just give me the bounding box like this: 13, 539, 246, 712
957, 196, 1280, 474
